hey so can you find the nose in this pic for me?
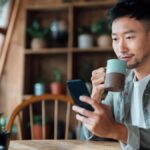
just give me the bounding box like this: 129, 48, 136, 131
118, 38, 128, 54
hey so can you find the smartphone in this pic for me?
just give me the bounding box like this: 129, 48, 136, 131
67, 79, 94, 111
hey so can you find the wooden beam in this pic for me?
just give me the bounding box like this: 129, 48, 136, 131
0, 0, 20, 79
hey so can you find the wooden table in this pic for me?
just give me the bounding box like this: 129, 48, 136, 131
9, 140, 120, 150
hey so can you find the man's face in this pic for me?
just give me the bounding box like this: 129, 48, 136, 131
112, 17, 150, 69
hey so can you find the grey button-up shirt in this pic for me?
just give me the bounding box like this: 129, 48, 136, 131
82, 71, 150, 150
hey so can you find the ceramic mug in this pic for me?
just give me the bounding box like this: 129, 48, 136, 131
104, 59, 127, 92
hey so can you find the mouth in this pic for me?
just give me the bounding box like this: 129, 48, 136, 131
119, 55, 134, 62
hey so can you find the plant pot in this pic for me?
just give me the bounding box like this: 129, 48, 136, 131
34, 83, 45, 96
32, 124, 50, 139
31, 38, 47, 50
78, 34, 93, 48
32, 116, 50, 139
50, 82, 66, 94
32, 124, 42, 139
0, 131, 11, 150
97, 34, 112, 48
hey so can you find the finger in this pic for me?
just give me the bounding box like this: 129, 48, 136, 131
79, 96, 100, 111
76, 114, 95, 125
92, 67, 106, 76
91, 73, 106, 80
91, 69, 106, 81
72, 105, 94, 118
92, 77, 105, 85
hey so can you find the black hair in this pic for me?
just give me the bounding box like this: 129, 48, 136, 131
108, 0, 150, 25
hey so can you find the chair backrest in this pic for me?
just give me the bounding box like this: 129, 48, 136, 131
6, 94, 75, 140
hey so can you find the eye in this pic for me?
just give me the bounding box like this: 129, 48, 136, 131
112, 37, 118, 41
126, 36, 135, 40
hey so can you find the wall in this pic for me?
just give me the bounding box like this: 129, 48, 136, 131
0, 0, 25, 116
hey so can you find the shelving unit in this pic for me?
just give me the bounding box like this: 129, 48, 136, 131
9, 0, 118, 140
23, 0, 116, 95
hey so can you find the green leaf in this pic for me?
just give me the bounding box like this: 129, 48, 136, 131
32, 21, 40, 31
91, 18, 111, 35
52, 68, 62, 82
27, 20, 49, 38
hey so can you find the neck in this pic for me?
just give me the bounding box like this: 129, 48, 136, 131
134, 62, 150, 80
134, 46, 150, 80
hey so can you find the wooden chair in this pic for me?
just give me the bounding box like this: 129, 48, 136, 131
6, 94, 75, 140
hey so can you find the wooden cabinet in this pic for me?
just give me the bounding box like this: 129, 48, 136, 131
23, 0, 116, 95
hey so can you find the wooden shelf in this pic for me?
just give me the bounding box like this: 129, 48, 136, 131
73, 47, 113, 53
26, 3, 70, 10
25, 48, 69, 55
23, 0, 116, 95
73, 0, 116, 7
25, 47, 113, 55
26, 1, 116, 10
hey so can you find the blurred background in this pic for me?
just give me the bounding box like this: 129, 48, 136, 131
0, 0, 116, 140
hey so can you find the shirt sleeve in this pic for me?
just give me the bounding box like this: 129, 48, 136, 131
81, 125, 111, 141
120, 124, 150, 150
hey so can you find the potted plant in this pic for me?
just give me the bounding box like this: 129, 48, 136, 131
0, 112, 11, 150
27, 20, 49, 50
91, 18, 112, 48
32, 115, 50, 139
34, 82, 45, 96
50, 68, 66, 94
49, 19, 68, 47
77, 26, 93, 48
33, 76, 46, 96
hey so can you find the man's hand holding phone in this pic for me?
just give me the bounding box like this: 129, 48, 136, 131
69, 69, 127, 142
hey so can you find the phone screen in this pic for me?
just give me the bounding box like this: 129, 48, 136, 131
67, 79, 94, 111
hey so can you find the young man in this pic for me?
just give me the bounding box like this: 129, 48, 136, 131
72, 0, 150, 149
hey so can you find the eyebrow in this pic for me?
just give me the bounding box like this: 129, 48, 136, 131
112, 30, 136, 36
